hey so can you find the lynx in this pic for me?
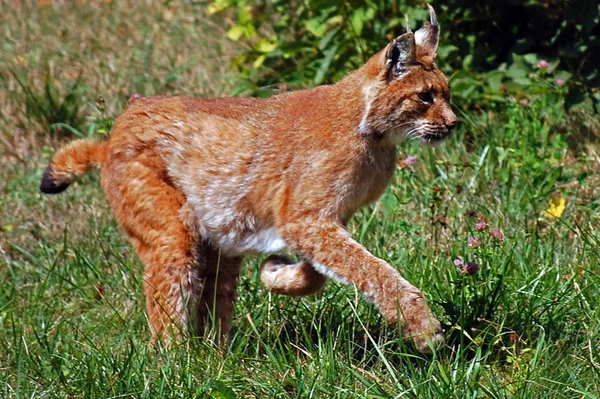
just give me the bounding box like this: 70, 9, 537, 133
41, 6, 456, 353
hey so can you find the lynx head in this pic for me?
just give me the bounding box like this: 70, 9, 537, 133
358, 5, 457, 145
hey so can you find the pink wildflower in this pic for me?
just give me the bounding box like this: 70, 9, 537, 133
455, 258, 480, 275
556, 79, 565, 87
399, 155, 417, 168
129, 92, 143, 102
468, 236, 480, 248
491, 228, 505, 241
475, 220, 487, 231
520, 99, 529, 107
537, 60, 549, 69
464, 261, 480, 275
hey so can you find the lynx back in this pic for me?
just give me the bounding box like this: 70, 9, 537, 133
41, 6, 456, 353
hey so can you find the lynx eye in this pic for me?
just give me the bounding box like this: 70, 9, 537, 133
418, 91, 435, 104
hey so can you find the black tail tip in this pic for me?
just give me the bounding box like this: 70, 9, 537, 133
40, 166, 69, 194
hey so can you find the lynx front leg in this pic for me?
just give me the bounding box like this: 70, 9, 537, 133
281, 220, 444, 353
260, 255, 327, 296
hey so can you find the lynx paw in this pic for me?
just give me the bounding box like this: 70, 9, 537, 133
260, 255, 326, 297
398, 292, 444, 353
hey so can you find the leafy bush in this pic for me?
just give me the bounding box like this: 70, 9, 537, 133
209, 0, 599, 111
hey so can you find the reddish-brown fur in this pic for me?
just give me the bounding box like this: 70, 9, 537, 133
41, 8, 457, 352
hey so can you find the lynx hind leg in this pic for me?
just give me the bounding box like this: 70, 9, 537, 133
195, 242, 242, 338
101, 159, 200, 342
260, 255, 327, 296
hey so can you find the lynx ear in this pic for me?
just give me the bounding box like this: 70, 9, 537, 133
414, 4, 439, 63
385, 32, 416, 80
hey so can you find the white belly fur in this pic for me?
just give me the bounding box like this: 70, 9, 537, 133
189, 200, 287, 256
202, 222, 287, 256
227, 226, 287, 255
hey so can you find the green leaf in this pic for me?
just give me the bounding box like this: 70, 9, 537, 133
314, 45, 337, 85
486, 71, 503, 93
237, 5, 252, 25
438, 44, 458, 58
207, 0, 235, 14
523, 53, 538, 67
227, 25, 245, 41
555, 70, 572, 82
254, 38, 277, 53
305, 17, 327, 38
210, 381, 236, 399
253, 54, 267, 69
462, 54, 473, 70
349, 8, 374, 37
318, 28, 339, 51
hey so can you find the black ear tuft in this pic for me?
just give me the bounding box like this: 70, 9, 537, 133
40, 166, 69, 194
386, 32, 417, 80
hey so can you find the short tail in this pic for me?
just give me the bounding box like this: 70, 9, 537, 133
40, 139, 107, 194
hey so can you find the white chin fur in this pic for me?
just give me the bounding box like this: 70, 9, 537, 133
382, 127, 408, 146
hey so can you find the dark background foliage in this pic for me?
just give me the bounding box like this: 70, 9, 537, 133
210, 0, 600, 111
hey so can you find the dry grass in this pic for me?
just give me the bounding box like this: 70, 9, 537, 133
0, 0, 237, 159
0, 0, 238, 252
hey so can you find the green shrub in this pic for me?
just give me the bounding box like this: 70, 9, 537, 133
209, 0, 599, 111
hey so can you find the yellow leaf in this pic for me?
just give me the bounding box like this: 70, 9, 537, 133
543, 197, 565, 218
207, 0, 231, 14
255, 38, 277, 54
227, 26, 245, 42
2, 224, 14, 233
253, 54, 267, 69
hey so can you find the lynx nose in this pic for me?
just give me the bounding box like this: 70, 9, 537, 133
445, 119, 458, 132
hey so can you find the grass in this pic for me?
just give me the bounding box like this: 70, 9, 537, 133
1, 1, 600, 398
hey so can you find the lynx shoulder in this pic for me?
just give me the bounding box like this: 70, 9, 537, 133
41, 6, 456, 353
